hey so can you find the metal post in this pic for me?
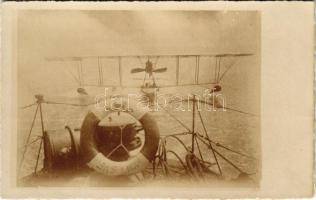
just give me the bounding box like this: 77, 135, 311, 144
34, 139, 43, 174
33, 100, 45, 175
18, 104, 39, 175
39, 102, 45, 134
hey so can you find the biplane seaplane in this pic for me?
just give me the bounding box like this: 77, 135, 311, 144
130, 57, 167, 103
44, 53, 252, 105
19, 53, 258, 186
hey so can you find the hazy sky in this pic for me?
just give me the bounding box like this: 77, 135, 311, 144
18, 10, 258, 56
18, 10, 260, 106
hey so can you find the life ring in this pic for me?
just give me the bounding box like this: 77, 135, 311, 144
80, 102, 160, 176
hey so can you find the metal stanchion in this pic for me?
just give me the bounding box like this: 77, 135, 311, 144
19, 94, 46, 176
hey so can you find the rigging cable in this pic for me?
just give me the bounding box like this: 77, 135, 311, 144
196, 108, 222, 175
218, 57, 238, 82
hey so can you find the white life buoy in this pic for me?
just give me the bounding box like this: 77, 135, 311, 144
80, 101, 159, 176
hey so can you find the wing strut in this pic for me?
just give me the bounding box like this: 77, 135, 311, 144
214, 56, 222, 83
98, 57, 103, 86
118, 57, 122, 87
195, 56, 200, 84
214, 57, 218, 83
176, 56, 180, 86
77, 60, 83, 86
217, 56, 221, 82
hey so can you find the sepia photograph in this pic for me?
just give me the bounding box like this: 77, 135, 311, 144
1, 2, 313, 198
16, 9, 261, 188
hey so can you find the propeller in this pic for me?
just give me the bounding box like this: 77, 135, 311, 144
153, 67, 167, 73
131, 60, 167, 74
131, 68, 145, 73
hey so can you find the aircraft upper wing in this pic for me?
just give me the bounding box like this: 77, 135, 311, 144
45, 53, 253, 88
46, 53, 253, 61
